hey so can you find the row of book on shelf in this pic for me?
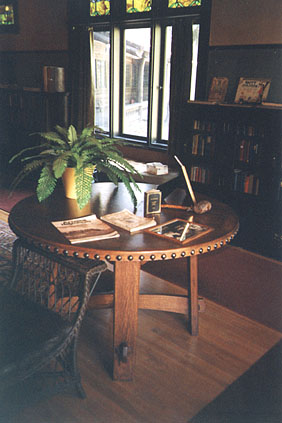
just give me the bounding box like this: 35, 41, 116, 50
190, 166, 212, 184
194, 118, 265, 138
233, 170, 260, 195
192, 134, 215, 158
193, 119, 215, 132
236, 139, 260, 165
52, 209, 213, 245
189, 165, 260, 196
191, 135, 260, 165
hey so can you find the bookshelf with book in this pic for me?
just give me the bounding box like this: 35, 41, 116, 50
179, 101, 282, 259
0, 85, 69, 185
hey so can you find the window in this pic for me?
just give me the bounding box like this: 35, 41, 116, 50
123, 27, 151, 138
80, 0, 209, 148
0, 1, 18, 33
168, 0, 202, 7
0, 4, 14, 25
92, 31, 110, 131
90, 0, 110, 16
126, 0, 151, 13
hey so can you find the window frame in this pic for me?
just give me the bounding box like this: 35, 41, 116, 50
69, 0, 211, 150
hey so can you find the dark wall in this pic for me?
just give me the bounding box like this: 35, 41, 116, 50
207, 46, 282, 104
0, 0, 68, 89
0, 51, 68, 90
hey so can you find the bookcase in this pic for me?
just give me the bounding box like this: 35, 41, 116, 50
179, 101, 282, 259
0, 86, 69, 185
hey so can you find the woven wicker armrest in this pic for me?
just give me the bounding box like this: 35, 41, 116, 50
0, 239, 107, 401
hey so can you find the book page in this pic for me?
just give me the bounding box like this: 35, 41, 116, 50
52, 214, 120, 244
101, 209, 156, 233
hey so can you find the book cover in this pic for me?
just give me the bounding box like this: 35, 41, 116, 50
52, 214, 120, 244
234, 78, 271, 104
146, 219, 213, 244
208, 77, 229, 103
100, 209, 156, 233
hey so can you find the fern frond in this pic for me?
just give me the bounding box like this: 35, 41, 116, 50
38, 132, 67, 145
55, 125, 68, 139
9, 159, 46, 193
97, 161, 140, 207
9, 143, 49, 164
81, 126, 94, 139
36, 166, 57, 202
75, 166, 94, 209
67, 125, 77, 147
53, 156, 69, 178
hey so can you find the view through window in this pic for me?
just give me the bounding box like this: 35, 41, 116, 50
91, 20, 200, 147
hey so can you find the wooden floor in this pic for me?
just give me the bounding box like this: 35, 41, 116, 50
3, 271, 281, 423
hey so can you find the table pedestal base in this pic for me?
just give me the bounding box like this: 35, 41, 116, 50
88, 256, 202, 381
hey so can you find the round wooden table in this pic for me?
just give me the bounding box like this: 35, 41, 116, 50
9, 182, 239, 380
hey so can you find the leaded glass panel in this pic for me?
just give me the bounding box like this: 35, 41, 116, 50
126, 0, 151, 13
168, 0, 201, 8
0, 4, 14, 25
90, 0, 110, 17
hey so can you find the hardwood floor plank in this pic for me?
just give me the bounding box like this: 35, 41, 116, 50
4, 285, 280, 423
1, 260, 281, 422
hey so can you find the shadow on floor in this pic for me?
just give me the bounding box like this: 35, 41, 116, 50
189, 339, 282, 423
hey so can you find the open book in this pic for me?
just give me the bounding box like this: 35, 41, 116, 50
52, 214, 120, 244
100, 209, 156, 233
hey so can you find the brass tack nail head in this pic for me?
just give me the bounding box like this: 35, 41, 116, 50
94, 254, 100, 260
84, 253, 89, 258
117, 255, 122, 261
181, 251, 186, 257
63, 250, 68, 256
214, 244, 218, 249
54, 248, 59, 254
139, 255, 145, 261
191, 250, 195, 255
128, 255, 133, 261
171, 253, 176, 259
150, 254, 155, 260
161, 254, 166, 260
105, 255, 111, 260
199, 248, 203, 254
220, 241, 224, 246
207, 246, 211, 251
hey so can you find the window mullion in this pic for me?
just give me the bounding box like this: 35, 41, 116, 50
150, 23, 161, 145
110, 25, 120, 138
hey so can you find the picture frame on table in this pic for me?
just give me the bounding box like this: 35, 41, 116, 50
146, 219, 213, 244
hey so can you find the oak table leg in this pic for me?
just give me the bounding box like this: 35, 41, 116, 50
187, 255, 199, 336
113, 261, 140, 381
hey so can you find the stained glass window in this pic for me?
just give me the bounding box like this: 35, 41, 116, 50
90, 0, 110, 17
126, 0, 151, 14
0, 4, 14, 25
168, 0, 201, 8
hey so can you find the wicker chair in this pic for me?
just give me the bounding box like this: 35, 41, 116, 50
0, 239, 107, 403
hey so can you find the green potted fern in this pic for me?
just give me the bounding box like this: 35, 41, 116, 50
9, 125, 141, 209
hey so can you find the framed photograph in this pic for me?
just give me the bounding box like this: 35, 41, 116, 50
146, 219, 213, 244
234, 78, 271, 104
0, 1, 18, 33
